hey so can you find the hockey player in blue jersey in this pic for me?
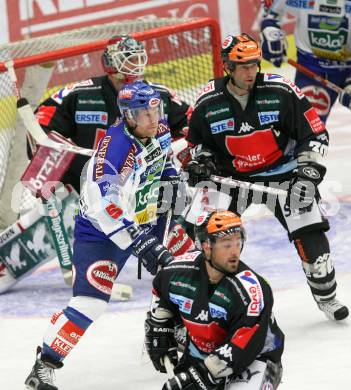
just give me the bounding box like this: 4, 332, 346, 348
260, 0, 351, 123
24, 80, 178, 390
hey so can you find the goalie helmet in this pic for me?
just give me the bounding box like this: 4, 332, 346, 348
221, 33, 262, 69
117, 80, 163, 121
101, 35, 148, 83
195, 210, 246, 246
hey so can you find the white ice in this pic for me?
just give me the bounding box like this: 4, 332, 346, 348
1, 65, 351, 390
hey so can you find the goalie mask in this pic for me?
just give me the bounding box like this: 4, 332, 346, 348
117, 80, 163, 124
102, 35, 148, 83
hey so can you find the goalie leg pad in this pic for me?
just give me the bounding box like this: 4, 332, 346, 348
294, 230, 336, 302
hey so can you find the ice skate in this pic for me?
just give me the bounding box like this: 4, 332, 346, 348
25, 346, 63, 390
318, 298, 349, 321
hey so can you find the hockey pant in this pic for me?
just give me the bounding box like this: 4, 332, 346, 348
226, 359, 283, 389
184, 184, 337, 303
295, 52, 351, 123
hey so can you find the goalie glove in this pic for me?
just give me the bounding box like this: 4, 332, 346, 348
260, 18, 287, 67
144, 311, 178, 373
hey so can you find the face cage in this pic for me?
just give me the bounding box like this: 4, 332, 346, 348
122, 103, 164, 123
108, 46, 148, 76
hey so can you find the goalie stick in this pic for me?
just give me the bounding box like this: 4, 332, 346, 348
6, 61, 94, 157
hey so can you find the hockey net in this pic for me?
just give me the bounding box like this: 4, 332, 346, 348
0, 17, 222, 229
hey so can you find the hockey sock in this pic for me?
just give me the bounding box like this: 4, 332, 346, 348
42, 296, 108, 361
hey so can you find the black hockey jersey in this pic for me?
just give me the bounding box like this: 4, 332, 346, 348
188, 73, 329, 179
32, 75, 189, 192
152, 251, 284, 376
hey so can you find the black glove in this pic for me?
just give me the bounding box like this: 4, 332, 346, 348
162, 363, 223, 390
132, 235, 173, 275
185, 148, 216, 186
286, 161, 326, 213
144, 311, 178, 373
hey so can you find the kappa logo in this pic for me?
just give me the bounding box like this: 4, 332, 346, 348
195, 310, 209, 322
238, 122, 254, 134
217, 344, 233, 361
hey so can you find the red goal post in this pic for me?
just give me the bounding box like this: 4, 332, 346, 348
0, 17, 222, 229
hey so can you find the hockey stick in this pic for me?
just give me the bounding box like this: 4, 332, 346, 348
160, 208, 175, 379
210, 175, 288, 196
287, 58, 342, 95
5, 61, 94, 157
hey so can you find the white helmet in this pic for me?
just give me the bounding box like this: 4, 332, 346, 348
101, 35, 148, 83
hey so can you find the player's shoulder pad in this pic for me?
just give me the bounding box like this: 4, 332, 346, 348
94, 120, 136, 178
261, 73, 305, 100
233, 267, 267, 316
50, 79, 97, 104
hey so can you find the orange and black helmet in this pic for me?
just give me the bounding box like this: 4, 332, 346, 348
195, 210, 246, 244
221, 33, 262, 65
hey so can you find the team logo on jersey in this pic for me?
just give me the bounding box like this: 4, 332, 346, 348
238, 122, 254, 133
286, 0, 315, 9
264, 74, 305, 99
75, 111, 108, 125
169, 293, 193, 314
258, 111, 279, 125
303, 107, 326, 134
209, 302, 228, 320
195, 310, 209, 321
205, 106, 230, 118
196, 81, 215, 100
236, 271, 264, 316
210, 119, 234, 134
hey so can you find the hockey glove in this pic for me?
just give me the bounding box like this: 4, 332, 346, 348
285, 161, 326, 213
144, 311, 178, 373
162, 363, 223, 390
132, 235, 173, 275
185, 147, 216, 187
339, 81, 351, 110
260, 18, 287, 67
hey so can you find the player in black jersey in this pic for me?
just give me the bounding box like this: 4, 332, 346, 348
184, 33, 348, 321
145, 210, 284, 390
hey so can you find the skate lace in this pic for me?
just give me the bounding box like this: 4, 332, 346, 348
319, 299, 343, 313
37, 362, 55, 384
